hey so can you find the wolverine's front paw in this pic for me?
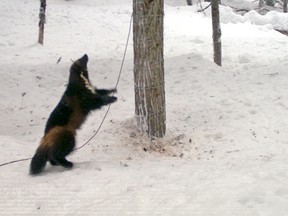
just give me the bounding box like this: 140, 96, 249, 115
96, 88, 117, 95
106, 96, 117, 104
110, 88, 117, 94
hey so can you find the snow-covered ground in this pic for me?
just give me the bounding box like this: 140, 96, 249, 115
1, 0, 288, 215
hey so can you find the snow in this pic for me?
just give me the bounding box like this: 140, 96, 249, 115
1, 0, 288, 215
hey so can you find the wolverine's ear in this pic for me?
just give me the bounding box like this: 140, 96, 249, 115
79, 54, 88, 66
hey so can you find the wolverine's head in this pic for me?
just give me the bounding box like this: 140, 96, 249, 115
68, 54, 96, 93
69, 54, 89, 83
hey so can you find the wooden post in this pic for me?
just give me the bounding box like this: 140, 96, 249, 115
211, 0, 222, 66
38, 0, 46, 45
133, 0, 166, 138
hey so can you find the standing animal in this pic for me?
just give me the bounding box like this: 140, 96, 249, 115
30, 54, 117, 175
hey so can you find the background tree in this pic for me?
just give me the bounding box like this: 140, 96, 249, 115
38, 0, 46, 45
187, 0, 193, 6
284, 0, 287, 13
133, 0, 166, 138
259, 0, 275, 7
265, 0, 275, 6
211, 0, 222, 66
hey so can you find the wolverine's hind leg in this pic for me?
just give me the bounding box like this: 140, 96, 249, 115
50, 159, 72, 168
48, 129, 75, 169
49, 159, 59, 166
52, 157, 73, 168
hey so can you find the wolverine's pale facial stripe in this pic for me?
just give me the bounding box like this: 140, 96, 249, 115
80, 72, 96, 94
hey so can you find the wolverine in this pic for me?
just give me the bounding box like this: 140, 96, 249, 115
30, 54, 117, 175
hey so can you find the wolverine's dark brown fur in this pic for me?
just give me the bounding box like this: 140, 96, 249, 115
30, 54, 117, 175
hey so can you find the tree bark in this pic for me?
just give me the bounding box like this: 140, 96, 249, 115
211, 0, 222, 66
133, 0, 166, 138
38, 0, 46, 45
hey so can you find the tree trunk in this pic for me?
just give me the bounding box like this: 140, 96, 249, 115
187, 0, 193, 6
38, 0, 46, 45
259, 0, 274, 7
265, 0, 274, 7
259, 0, 264, 8
284, 0, 287, 13
133, 0, 166, 138
211, 0, 222, 66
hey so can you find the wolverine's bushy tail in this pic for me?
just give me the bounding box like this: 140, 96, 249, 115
30, 147, 47, 175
